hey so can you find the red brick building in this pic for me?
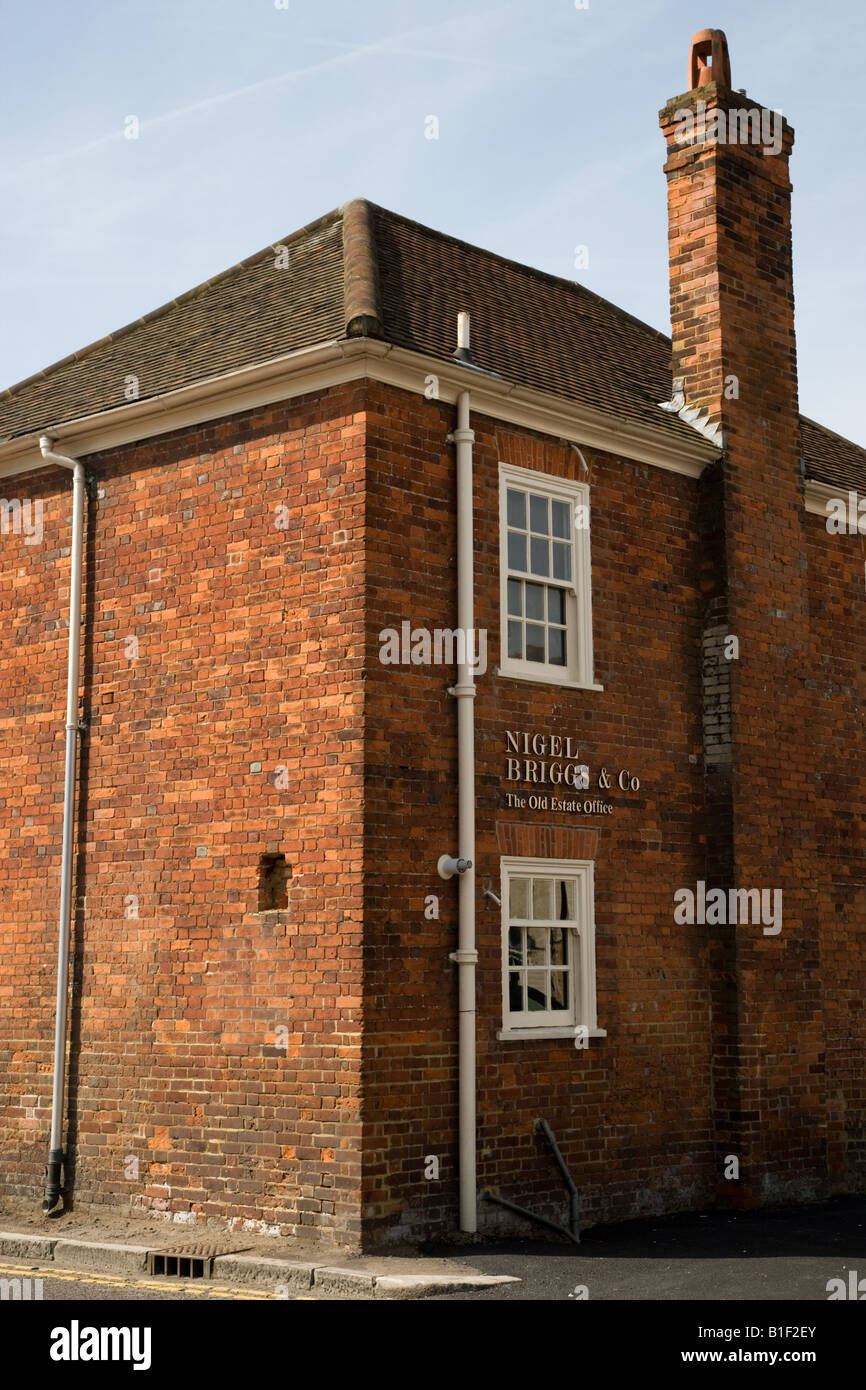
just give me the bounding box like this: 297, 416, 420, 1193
1, 31, 864, 1248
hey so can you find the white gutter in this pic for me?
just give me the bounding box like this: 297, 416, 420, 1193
438, 315, 479, 1232
452, 385, 478, 1232
0, 339, 720, 484
803, 479, 844, 517
38, 435, 86, 1213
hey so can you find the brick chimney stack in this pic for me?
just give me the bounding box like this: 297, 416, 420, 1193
659, 29, 798, 442
661, 35, 826, 1208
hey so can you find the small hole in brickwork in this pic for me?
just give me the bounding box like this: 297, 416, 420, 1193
258, 853, 290, 911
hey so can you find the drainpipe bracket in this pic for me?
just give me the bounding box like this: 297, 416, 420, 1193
449, 949, 479, 965
447, 683, 476, 698
438, 854, 473, 880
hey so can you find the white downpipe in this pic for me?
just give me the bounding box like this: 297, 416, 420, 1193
38, 436, 86, 1213
448, 385, 478, 1232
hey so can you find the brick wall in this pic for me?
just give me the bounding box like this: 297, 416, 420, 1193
805, 513, 866, 1193
0, 384, 367, 1243
362, 379, 714, 1242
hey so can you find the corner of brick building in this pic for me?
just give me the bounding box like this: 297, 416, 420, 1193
661, 32, 847, 1207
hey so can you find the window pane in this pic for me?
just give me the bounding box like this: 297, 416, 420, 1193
548, 628, 565, 666
547, 587, 565, 624
526, 971, 548, 1011
507, 620, 523, 659
509, 972, 524, 1012
525, 582, 544, 621
550, 971, 569, 1010
506, 489, 526, 528
551, 499, 570, 538
508, 926, 523, 965
509, 877, 530, 918
526, 928, 547, 966
558, 879, 575, 919
508, 531, 527, 572
532, 878, 554, 920
550, 928, 568, 965
529, 536, 549, 576
507, 578, 522, 616
525, 624, 545, 663
529, 494, 549, 534
552, 542, 572, 582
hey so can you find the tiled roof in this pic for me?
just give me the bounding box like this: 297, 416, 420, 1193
799, 416, 866, 493
368, 203, 699, 442
0, 199, 862, 490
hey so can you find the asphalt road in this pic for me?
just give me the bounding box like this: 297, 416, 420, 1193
423, 1196, 866, 1299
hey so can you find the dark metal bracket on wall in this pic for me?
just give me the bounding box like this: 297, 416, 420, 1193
483, 1118, 580, 1244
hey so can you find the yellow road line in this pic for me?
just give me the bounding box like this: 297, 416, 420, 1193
0, 1260, 308, 1300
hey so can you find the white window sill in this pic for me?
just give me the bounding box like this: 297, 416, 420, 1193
494, 666, 604, 693
496, 1026, 607, 1042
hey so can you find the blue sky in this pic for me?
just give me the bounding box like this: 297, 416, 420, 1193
1, 0, 863, 444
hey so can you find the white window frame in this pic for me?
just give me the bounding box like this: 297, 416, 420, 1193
498, 461, 600, 691
498, 855, 605, 1042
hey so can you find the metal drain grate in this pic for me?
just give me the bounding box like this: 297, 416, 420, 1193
146, 1241, 249, 1280
147, 1249, 213, 1279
